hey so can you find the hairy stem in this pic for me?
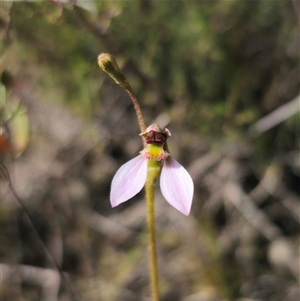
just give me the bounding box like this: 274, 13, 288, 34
145, 161, 161, 301
126, 86, 146, 133
97, 53, 146, 137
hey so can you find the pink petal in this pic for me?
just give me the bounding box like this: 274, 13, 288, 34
160, 157, 194, 216
110, 155, 148, 207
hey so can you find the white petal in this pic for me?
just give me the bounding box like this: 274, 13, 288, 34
160, 157, 194, 216
110, 155, 148, 207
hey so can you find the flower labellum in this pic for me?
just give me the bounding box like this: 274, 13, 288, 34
110, 124, 194, 216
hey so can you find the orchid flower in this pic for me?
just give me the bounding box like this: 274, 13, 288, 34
110, 124, 194, 216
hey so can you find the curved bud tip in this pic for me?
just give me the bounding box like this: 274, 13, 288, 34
97, 53, 128, 86
98, 53, 120, 73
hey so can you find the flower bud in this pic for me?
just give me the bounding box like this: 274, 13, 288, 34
98, 53, 129, 88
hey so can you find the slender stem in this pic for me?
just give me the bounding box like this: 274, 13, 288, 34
97, 53, 146, 136
145, 161, 161, 301
126, 87, 146, 133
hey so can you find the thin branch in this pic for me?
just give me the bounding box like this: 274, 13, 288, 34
248, 96, 300, 137
71, 3, 152, 89
224, 181, 283, 241
0, 161, 80, 301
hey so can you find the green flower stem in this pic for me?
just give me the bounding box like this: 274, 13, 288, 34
145, 160, 161, 301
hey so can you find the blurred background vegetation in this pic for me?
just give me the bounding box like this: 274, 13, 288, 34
0, 1, 299, 301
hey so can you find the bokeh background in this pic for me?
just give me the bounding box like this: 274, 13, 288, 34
0, 1, 299, 301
